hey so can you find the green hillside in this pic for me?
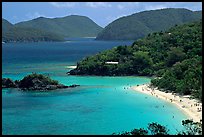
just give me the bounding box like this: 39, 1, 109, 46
2, 26, 64, 43
2, 19, 13, 32
96, 8, 202, 40
15, 15, 103, 38
2, 19, 64, 42
2, 15, 103, 42
69, 20, 202, 100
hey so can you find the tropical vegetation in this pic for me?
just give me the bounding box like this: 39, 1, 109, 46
113, 119, 202, 135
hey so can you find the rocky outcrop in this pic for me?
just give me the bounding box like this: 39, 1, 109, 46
68, 84, 80, 88
2, 73, 80, 91
2, 78, 17, 88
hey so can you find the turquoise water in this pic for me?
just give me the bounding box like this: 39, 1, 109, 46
2, 39, 189, 135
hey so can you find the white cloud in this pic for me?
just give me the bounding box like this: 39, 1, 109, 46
12, 16, 18, 20
106, 14, 127, 23
25, 12, 45, 19
144, 5, 167, 10
86, 2, 112, 8
117, 4, 124, 10
117, 2, 139, 10
50, 2, 76, 8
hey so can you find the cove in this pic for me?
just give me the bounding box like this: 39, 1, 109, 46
2, 39, 188, 135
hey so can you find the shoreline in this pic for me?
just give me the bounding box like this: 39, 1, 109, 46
66, 65, 77, 69
132, 84, 202, 123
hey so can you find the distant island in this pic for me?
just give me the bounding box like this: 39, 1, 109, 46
2, 15, 103, 43
96, 8, 202, 40
68, 20, 202, 101
2, 73, 79, 91
2, 8, 202, 43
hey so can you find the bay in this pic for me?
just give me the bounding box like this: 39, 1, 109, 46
2, 38, 188, 135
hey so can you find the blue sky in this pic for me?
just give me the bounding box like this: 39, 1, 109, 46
2, 2, 202, 27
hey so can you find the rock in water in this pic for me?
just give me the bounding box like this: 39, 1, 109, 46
2, 78, 17, 88
2, 73, 79, 91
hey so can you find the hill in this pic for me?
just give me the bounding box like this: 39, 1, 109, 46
69, 20, 202, 100
2, 19, 13, 32
15, 15, 103, 38
2, 15, 103, 43
96, 8, 202, 40
2, 19, 64, 42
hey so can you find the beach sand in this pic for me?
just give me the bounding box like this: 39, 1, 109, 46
66, 66, 77, 69
132, 84, 202, 123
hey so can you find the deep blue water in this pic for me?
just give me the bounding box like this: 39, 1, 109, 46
2, 39, 133, 77
2, 39, 189, 135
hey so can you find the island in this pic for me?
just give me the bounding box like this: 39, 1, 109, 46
96, 8, 202, 40
2, 15, 103, 43
2, 73, 79, 91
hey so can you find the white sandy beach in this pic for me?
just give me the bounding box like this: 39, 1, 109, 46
66, 65, 77, 69
132, 84, 202, 123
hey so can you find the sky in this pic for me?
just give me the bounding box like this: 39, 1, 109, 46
2, 2, 202, 27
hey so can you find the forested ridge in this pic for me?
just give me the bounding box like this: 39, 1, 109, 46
15, 15, 103, 38
69, 20, 202, 101
96, 8, 202, 40
2, 15, 103, 43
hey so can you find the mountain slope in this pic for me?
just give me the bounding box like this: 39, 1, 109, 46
2, 19, 64, 42
2, 19, 13, 32
15, 15, 103, 38
96, 8, 202, 40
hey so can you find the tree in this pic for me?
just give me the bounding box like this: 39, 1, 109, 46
147, 122, 169, 135
130, 128, 148, 135
112, 119, 202, 135
132, 51, 153, 75
166, 47, 186, 67
177, 119, 202, 135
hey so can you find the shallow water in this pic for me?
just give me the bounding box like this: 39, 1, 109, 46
2, 39, 189, 135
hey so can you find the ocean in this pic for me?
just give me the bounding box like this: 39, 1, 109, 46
2, 38, 189, 135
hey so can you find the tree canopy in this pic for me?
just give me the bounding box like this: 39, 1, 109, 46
113, 119, 202, 135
